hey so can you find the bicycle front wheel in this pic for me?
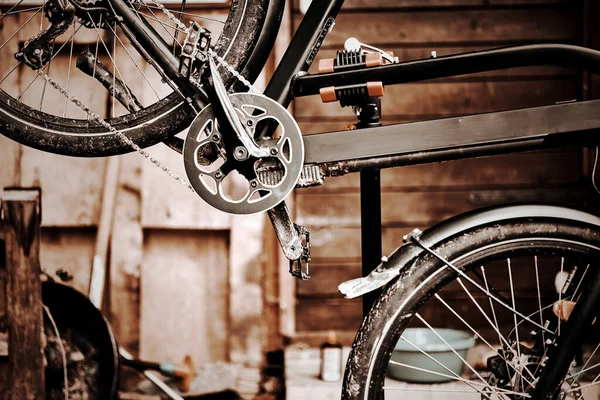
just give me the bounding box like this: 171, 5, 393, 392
0, 0, 268, 156
344, 216, 600, 399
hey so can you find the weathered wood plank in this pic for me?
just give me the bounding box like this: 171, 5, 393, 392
229, 214, 266, 365
297, 188, 585, 228
19, 148, 105, 227
40, 227, 96, 294
296, 298, 362, 332
108, 153, 142, 355
140, 230, 229, 366
294, 8, 578, 48
308, 226, 416, 261
293, 79, 579, 119
302, 151, 581, 192
0, 137, 20, 191
141, 144, 231, 229
1, 190, 44, 400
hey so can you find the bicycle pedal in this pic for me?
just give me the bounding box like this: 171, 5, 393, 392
179, 22, 211, 80
289, 224, 311, 280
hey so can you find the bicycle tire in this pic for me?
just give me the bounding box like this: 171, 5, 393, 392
0, 0, 269, 157
343, 216, 600, 399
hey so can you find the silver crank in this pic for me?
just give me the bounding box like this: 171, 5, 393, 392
183, 93, 304, 215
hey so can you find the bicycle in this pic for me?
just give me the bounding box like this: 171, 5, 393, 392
1, 1, 600, 399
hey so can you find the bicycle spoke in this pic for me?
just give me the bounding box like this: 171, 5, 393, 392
39, 39, 55, 110
558, 257, 564, 336
146, 5, 226, 24
388, 359, 527, 398
0, 0, 26, 23
105, 23, 161, 100
457, 278, 515, 353
507, 259, 522, 360
1, 6, 42, 19
534, 256, 547, 352
112, 21, 117, 117
0, 62, 21, 85
415, 313, 505, 398
0, 7, 43, 50
567, 377, 600, 396
573, 264, 590, 302
398, 334, 483, 395
565, 360, 600, 381
63, 23, 76, 117
138, 10, 186, 44
435, 293, 535, 388
412, 239, 554, 334
173, 0, 187, 54
17, 23, 84, 101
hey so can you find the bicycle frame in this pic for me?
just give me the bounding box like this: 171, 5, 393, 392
113, 0, 600, 176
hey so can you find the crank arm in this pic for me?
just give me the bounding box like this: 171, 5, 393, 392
207, 58, 270, 158
267, 202, 311, 280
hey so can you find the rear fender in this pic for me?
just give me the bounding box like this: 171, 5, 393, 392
338, 204, 600, 299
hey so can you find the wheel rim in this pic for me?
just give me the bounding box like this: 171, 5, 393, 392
366, 237, 600, 400
0, 0, 257, 154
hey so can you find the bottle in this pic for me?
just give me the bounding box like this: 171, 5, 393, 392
320, 331, 342, 382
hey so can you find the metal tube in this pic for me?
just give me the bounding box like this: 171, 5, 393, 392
293, 44, 600, 97
264, 0, 345, 105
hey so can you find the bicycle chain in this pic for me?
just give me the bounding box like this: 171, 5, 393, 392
149, 0, 260, 93
36, 0, 261, 190
36, 69, 195, 191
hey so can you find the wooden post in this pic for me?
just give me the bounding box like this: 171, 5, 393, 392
0, 189, 44, 400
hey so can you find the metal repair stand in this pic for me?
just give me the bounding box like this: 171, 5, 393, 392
0, 188, 44, 400
356, 98, 383, 316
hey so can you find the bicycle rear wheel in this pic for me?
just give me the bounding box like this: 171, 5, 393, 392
344, 216, 600, 399
0, 0, 268, 156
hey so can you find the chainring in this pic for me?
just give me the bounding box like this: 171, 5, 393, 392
183, 93, 304, 215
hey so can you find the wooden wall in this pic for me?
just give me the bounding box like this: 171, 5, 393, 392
291, 0, 593, 345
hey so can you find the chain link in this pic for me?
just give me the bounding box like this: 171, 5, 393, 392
35, 69, 195, 191
149, 0, 260, 93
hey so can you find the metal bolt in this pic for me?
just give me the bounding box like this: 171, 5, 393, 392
215, 172, 222, 179
234, 146, 249, 161
270, 147, 278, 155
212, 134, 219, 141
251, 181, 258, 188
34, 48, 42, 55
246, 120, 254, 127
